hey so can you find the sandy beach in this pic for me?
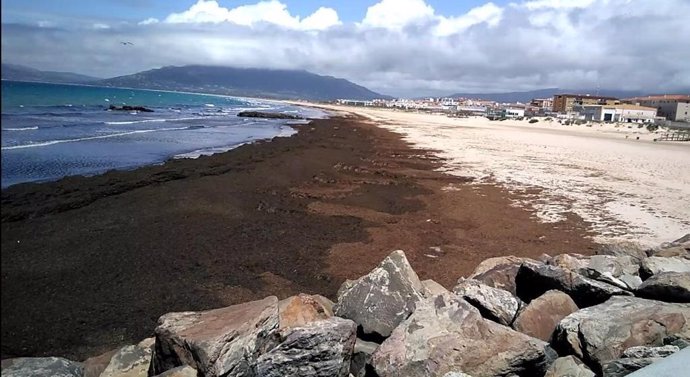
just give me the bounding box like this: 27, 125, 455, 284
1, 115, 597, 360
294, 104, 690, 247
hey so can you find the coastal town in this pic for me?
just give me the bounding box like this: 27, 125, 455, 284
337, 93, 690, 126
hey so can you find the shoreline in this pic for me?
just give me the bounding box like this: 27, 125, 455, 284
284, 103, 690, 246
1, 115, 597, 360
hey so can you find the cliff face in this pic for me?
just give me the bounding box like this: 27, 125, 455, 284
3, 236, 689, 377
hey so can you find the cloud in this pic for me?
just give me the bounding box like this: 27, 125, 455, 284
163, 0, 340, 30
3, 0, 690, 97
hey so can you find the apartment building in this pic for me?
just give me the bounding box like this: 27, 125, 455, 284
624, 95, 690, 122
552, 94, 619, 112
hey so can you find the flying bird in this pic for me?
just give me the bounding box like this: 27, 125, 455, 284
120, 41, 133, 46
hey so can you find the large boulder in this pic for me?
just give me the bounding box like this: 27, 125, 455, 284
543, 356, 595, 377
334, 250, 424, 338
516, 262, 631, 308
149, 296, 279, 377
453, 278, 520, 326
468, 256, 537, 296
152, 366, 197, 377
279, 294, 334, 329
552, 296, 690, 373
99, 338, 154, 377
579, 255, 641, 290
601, 345, 680, 377
596, 241, 648, 261
640, 257, 690, 278
548, 254, 591, 271
371, 293, 554, 377
512, 290, 579, 341
1, 357, 84, 377
254, 317, 357, 377
637, 271, 690, 303
421, 279, 450, 298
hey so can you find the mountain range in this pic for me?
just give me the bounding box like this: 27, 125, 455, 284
1, 63, 389, 101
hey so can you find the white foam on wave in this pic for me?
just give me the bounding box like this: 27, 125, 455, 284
3, 126, 39, 131
105, 117, 200, 125
2, 126, 188, 150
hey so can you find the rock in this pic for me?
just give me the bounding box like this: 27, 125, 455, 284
237, 111, 302, 119
619, 274, 644, 290
622, 345, 680, 358
596, 241, 648, 261
279, 294, 334, 329
552, 296, 690, 373
99, 338, 154, 377
468, 256, 537, 296
371, 293, 554, 377
453, 278, 520, 326
602, 357, 657, 377
543, 356, 595, 377
637, 271, 690, 302
421, 279, 449, 297
152, 365, 197, 377
349, 338, 378, 377
82, 349, 118, 377
663, 334, 690, 349
255, 317, 356, 377
334, 250, 424, 338
107, 105, 153, 112
149, 296, 279, 377
548, 254, 591, 271
640, 257, 690, 278
1, 357, 84, 377
512, 290, 578, 341
651, 246, 689, 258
442, 373, 473, 377
516, 262, 631, 308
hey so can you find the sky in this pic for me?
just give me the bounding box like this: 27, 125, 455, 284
2, 0, 689, 97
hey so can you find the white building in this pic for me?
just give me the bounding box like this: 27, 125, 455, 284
577, 104, 657, 123
625, 95, 690, 122
504, 108, 525, 118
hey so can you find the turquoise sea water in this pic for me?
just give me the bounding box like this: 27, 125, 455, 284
1, 81, 324, 188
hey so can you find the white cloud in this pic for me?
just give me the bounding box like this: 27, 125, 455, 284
523, 0, 597, 10
435, 2, 504, 36
360, 0, 435, 29
163, 0, 340, 30
138, 18, 159, 26
4, 0, 690, 97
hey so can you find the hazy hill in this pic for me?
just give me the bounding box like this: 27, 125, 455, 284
1, 63, 100, 84
445, 88, 652, 103
98, 65, 390, 100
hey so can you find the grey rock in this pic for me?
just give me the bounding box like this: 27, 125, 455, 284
640, 257, 690, 278
468, 256, 537, 296
637, 271, 690, 302
552, 296, 690, 373
619, 274, 644, 290
100, 338, 154, 377
334, 250, 424, 338
663, 334, 690, 349
516, 262, 631, 308
152, 365, 197, 377
349, 338, 378, 377
421, 279, 449, 298
548, 254, 590, 272
255, 317, 357, 377
1, 357, 84, 377
597, 241, 648, 261
622, 345, 679, 359
543, 356, 595, 377
512, 290, 579, 341
149, 296, 279, 377
602, 358, 658, 377
442, 373, 473, 377
371, 292, 553, 377
454, 278, 520, 326
651, 246, 689, 258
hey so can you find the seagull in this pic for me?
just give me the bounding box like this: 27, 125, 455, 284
120, 41, 133, 46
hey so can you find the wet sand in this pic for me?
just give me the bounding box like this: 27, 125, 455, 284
1, 115, 597, 360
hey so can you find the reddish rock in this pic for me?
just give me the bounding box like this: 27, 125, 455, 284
513, 290, 578, 341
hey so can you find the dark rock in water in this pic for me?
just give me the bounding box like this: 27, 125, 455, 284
107, 105, 154, 112
255, 317, 357, 377
637, 271, 690, 303
237, 111, 302, 119
149, 296, 279, 377
0, 357, 84, 377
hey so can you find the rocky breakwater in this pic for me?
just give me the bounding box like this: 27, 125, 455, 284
2, 235, 689, 377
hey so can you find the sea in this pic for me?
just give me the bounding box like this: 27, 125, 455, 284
1, 81, 326, 188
